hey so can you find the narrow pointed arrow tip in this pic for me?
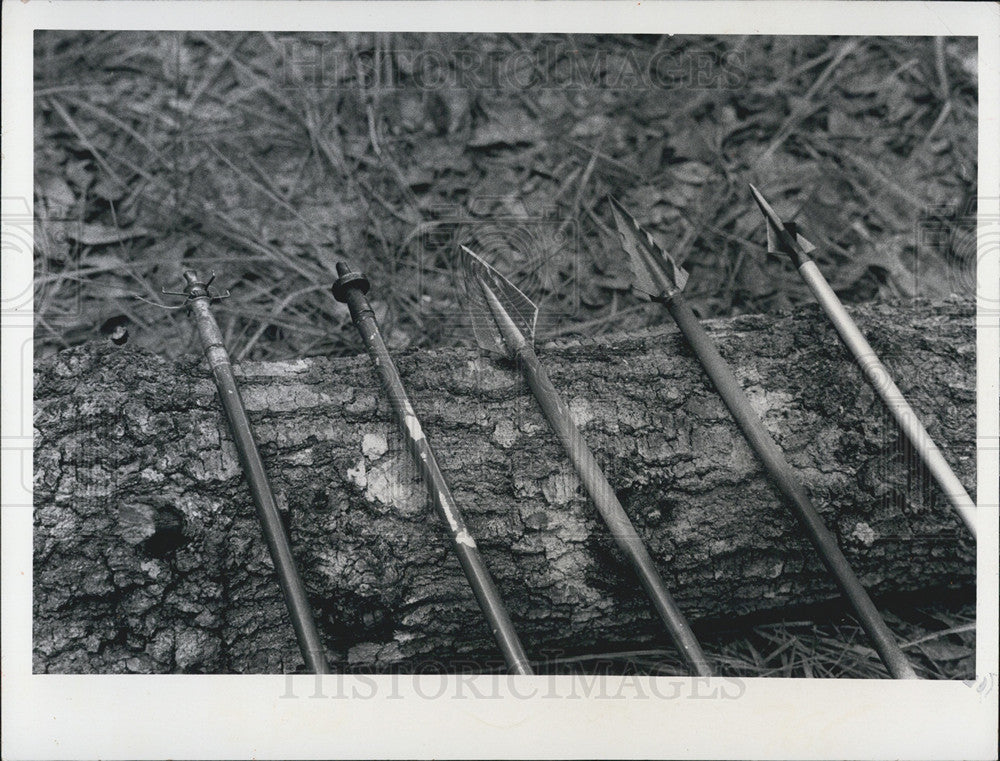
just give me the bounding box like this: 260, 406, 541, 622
747, 184, 817, 259
748, 184, 785, 231
458, 244, 487, 269
607, 194, 630, 220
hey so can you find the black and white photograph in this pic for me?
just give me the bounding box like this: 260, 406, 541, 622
3, 1, 998, 759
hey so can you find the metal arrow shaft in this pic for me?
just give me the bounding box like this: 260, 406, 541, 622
748, 183, 976, 537
513, 341, 714, 677
797, 260, 977, 538
664, 292, 919, 680
610, 195, 919, 679
334, 266, 534, 675
471, 270, 712, 676
184, 275, 330, 675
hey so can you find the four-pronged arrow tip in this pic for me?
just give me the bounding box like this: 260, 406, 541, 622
162, 270, 226, 300
181, 270, 215, 289
332, 261, 370, 303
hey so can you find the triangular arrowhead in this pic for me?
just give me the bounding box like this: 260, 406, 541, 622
762, 219, 816, 257
784, 222, 816, 255
608, 199, 659, 299
762, 214, 783, 256
750, 184, 816, 259
748, 184, 778, 221
608, 196, 688, 300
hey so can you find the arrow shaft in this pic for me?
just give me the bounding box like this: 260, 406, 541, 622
664, 293, 918, 679
797, 260, 977, 537
187, 295, 330, 674
340, 287, 534, 675
514, 343, 713, 677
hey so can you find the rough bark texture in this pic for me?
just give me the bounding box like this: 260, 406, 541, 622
33, 299, 976, 673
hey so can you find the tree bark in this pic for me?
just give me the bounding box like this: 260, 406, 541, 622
33, 299, 976, 673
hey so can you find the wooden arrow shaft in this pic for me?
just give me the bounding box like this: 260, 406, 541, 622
339, 285, 534, 675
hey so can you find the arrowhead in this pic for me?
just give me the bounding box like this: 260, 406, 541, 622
747, 184, 784, 232
608, 196, 689, 300
748, 184, 816, 260
458, 246, 538, 356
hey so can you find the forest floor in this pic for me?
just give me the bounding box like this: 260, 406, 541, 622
33, 32, 978, 677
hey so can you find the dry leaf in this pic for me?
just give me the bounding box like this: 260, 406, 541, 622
66, 222, 150, 246
469, 117, 542, 147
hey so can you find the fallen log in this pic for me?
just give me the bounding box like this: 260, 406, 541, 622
32, 298, 976, 673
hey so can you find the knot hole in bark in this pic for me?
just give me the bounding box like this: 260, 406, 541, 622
141, 506, 188, 559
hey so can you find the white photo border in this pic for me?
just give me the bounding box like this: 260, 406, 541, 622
2, 2, 997, 759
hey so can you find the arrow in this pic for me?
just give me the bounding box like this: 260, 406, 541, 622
608, 196, 689, 300
609, 199, 919, 679
170, 271, 330, 674
332, 262, 534, 675
747, 183, 817, 266
459, 246, 713, 677
748, 185, 977, 538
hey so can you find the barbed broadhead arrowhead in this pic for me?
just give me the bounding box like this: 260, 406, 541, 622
748, 184, 816, 262
458, 245, 538, 357
608, 196, 689, 301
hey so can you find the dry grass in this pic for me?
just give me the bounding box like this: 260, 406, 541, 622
35, 33, 977, 361
535, 600, 976, 679
33, 32, 978, 678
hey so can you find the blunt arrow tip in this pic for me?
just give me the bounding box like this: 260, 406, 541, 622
331, 261, 370, 302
